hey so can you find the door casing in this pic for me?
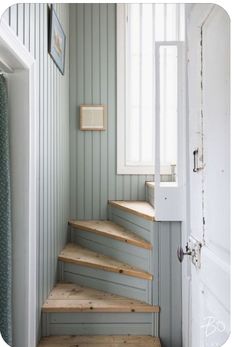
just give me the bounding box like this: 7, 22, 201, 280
0, 20, 38, 347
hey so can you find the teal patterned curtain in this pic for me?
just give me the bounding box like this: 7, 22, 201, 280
0, 74, 12, 345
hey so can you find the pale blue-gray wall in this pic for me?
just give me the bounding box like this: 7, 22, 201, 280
1, 3, 70, 340
69, 4, 154, 221
1, 4, 182, 346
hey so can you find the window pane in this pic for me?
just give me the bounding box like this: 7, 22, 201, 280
154, 4, 185, 42
126, 107, 140, 163
126, 4, 141, 164
141, 106, 154, 163
130, 4, 140, 56
130, 55, 140, 108
141, 4, 154, 163
166, 4, 177, 40
155, 4, 164, 41
179, 4, 185, 41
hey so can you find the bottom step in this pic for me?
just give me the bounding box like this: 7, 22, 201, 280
38, 335, 161, 347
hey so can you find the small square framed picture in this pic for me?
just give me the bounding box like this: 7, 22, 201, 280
48, 5, 66, 75
80, 105, 106, 131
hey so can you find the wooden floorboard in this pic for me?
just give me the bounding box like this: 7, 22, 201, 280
38, 335, 161, 346
68, 220, 152, 249
42, 283, 160, 313
109, 201, 155, 221
59, 243, 153, 280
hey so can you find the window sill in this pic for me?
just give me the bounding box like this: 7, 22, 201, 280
117, 165, 155, 175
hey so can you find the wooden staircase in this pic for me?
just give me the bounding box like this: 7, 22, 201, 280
39, 201, 161, 347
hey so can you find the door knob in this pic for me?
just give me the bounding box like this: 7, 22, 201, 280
177, 245, 192, 263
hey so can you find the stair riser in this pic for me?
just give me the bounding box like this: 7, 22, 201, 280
109, 206, 153, 238
59, 262, 151, 302
71, 230, 150, 271
42, 312, 155, 337
146, 185, 155, 208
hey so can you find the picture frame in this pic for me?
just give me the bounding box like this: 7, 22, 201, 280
80, 105, 106, 131
48, 5, 66, 75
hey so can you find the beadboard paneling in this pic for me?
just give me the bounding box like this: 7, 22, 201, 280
43, 312, 152, 336
69, 4, 154, 220
157, 222, 182, 347
61, 263, 149, 302
71, 230, 150, 271
1, 4, 70, 343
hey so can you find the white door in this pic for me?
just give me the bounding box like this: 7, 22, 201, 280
187, 5, 230, 347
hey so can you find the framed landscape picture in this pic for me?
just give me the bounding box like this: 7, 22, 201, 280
48, 5, 66, 75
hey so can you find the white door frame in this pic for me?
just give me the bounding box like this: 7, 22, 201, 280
0, 20, 38, 347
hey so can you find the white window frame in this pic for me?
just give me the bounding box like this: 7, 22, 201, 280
117, 4, 155, 175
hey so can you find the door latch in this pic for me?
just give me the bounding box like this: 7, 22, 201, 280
177, 238, 202, 269
193, 149, 205, 172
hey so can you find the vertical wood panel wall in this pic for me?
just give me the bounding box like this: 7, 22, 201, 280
157, 222, 182, 347
69, 4, 154, 220
1, 4, 70, 339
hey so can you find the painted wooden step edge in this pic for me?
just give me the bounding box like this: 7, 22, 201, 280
42, 283, 160, 313
145, 181, 155, 188
109, 200, 155, 221
58, 243, 153, 280
68, 220, 152, 250
145, 181, 155, 208
38, 335, 161, 347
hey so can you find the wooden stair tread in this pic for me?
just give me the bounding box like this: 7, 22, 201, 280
59, 243, 153, 280
42, 283, 160, 313
38, 335, 161, 346
68, 220, 152, 249
109, 201, 155, 221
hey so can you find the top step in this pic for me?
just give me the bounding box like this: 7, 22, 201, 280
109, 201, 155, 221
68, 220, 152, 249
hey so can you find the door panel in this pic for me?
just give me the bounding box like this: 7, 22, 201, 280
200, 7, 230, 345
202, 6, 230, 255
187, 5, 230, 347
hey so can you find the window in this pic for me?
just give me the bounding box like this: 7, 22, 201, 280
117, 4, 185, 175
